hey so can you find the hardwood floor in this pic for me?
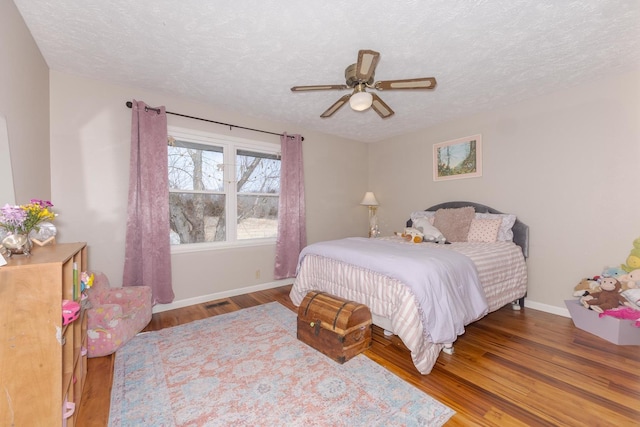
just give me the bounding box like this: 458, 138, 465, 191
77, 285, 640, 426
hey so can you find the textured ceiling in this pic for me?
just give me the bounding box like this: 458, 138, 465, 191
13, 0, 640, 142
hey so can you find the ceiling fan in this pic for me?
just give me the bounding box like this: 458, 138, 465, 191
290, 49, 437, 119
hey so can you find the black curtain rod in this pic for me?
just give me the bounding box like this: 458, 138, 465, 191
125, 101, 303, 141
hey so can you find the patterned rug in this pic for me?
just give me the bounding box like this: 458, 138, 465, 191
109, 302, 454, 426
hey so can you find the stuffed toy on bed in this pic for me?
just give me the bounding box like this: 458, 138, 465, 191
411, 217, 446, 243
401, 228, 424, 243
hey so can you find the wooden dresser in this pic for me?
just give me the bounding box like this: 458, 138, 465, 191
0, 242, 88, 427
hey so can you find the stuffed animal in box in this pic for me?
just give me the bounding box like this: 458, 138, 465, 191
599, 306, 640, 327
580, 278, 630, 313
618, 269, 640, 289
573, 278, 601, 297
621, 237, 640, 273
601, 266, 626, 279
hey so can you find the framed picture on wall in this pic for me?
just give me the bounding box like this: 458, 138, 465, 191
433, 134, 482, 181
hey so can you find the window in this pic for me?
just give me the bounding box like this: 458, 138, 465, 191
168, 127, 280, 247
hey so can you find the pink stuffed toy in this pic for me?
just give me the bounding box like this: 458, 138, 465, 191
599, 307, 640, 327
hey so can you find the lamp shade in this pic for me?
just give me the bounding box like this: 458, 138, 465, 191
349, 91, 373, 111
360, 192, 379, 206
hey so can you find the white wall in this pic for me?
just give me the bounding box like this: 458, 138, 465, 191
368, 68, 640, 311
49, 71, 369, 306
0, 0, 50, 204
11, 0, 638, 313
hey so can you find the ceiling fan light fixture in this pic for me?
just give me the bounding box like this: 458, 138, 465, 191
291, 49, 436, 118
349, 91, 373, 111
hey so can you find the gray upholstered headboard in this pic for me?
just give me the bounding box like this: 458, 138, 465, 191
407, 201, 529, 258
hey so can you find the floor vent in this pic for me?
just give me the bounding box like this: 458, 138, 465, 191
205, 300, 230, 309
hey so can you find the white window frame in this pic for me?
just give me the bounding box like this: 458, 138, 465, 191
168, 126, 280, 254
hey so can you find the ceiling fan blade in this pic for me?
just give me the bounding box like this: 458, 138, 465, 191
291, 84, 349, 92
320, 94, 351, 118
370, 94, 395, 118
374, 77, 437, 90
355, 49, 380, 82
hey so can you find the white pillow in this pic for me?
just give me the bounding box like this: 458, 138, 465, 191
475, 213, 516, 242
467, 218, 501, 243
622, 289, 640, 309
412, 217, 445, 242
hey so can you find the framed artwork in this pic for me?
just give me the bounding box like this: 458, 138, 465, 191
433, 134, 482, 181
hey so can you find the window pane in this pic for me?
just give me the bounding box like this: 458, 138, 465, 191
169, 141, 223, 191
236, 150, 280, 194
237, 194, 278, 239
170, 192, 226, 244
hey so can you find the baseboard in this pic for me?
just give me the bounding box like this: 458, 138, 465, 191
153, 283, 572, 319
152, 279, 292, 313
524, 299, 570, 318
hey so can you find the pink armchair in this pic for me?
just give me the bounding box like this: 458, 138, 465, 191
85, 272, 152, 357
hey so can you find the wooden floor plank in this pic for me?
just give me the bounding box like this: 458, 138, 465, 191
77, 285, 640, 426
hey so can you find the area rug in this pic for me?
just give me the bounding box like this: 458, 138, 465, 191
109, 302, 455, 426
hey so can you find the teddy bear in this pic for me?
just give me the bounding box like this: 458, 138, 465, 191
580, 277, 630, 313
618, 269, 640, 289
621, 237, 640, 273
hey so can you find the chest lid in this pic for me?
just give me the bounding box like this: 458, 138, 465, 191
298, 291, 371, 335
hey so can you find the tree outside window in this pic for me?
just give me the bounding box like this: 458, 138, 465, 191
168, 130, 280, 245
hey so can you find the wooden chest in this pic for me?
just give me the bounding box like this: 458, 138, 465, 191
297, 291, 372, 363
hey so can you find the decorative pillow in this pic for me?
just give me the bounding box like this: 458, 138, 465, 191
475, 212, 517, 242
467, 218, 501, 243
433, 206, 475, 242
412, 217, 445, 242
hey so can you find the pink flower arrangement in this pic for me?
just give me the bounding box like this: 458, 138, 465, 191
0, 199, 56, 235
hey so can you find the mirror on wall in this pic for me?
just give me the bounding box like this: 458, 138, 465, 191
0, 114, 16, 205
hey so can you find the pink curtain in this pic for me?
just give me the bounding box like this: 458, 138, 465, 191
274, 133, 306, 279
123, 100, 174, 304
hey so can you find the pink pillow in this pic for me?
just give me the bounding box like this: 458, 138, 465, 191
433, 206, 475, 242
467, 218, 501, 242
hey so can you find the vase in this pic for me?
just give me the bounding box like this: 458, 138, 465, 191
1, 233, 32, 257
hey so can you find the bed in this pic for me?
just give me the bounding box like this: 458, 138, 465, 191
290, 201, 528, 374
